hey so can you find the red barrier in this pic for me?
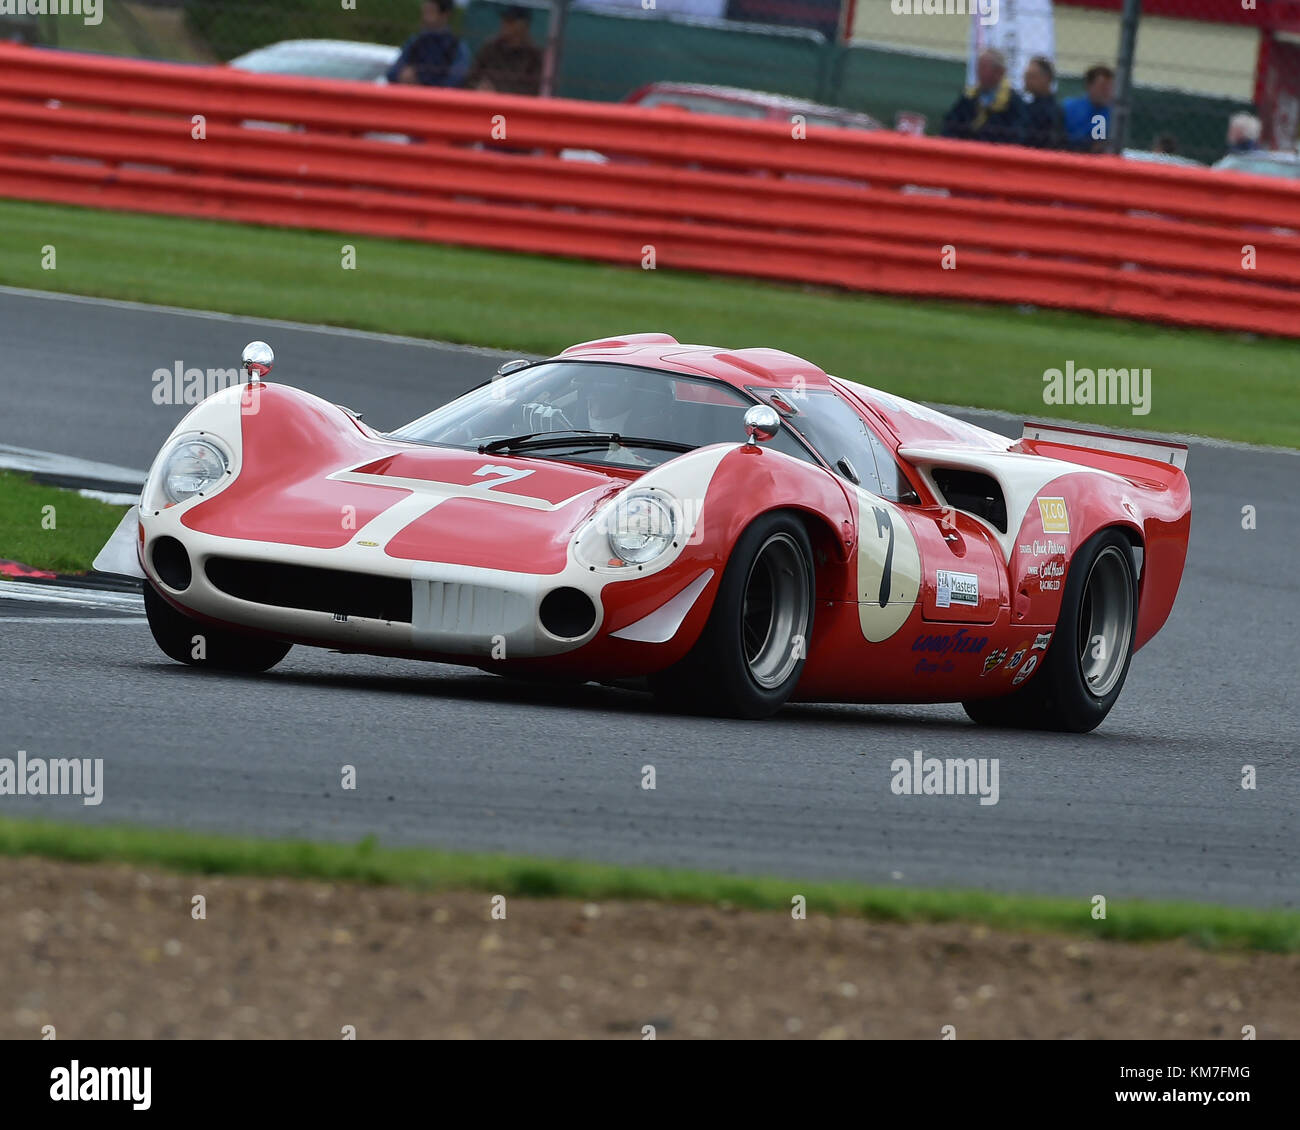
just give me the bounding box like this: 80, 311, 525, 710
2, 42, 1299, 337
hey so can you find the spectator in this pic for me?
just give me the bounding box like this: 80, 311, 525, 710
1062, 64, 1115, 152
941, 49, 1025, 146
1226, 112, 1263, 154
466, 6, 543, 95
1152, 132, 1179, 155
1021, 55, 1064, 149
387, 0, 470, 88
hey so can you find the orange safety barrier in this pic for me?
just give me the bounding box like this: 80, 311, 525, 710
2, 42, 1299, 338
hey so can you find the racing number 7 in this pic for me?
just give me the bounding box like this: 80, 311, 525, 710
873, 505, 894, 608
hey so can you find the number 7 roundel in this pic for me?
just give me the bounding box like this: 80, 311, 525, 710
851, 489, 921, 643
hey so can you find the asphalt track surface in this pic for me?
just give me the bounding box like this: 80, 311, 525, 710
1, 287, 1297, 908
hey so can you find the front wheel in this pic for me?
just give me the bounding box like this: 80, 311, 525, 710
143, 581, 291, 673
650, 512, 815, 719
963, 528, 1138, 733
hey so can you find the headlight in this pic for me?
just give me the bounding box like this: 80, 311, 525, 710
608, 493, 676, 565
161, 439, 228, 503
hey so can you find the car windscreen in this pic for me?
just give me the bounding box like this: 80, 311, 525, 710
392, 361, 800, 470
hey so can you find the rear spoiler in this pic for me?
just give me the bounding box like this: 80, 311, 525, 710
1020, 422, 1188, 471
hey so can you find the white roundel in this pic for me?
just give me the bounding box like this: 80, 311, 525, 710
852, 489, 921, 643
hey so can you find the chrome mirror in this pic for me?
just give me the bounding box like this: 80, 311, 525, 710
242, 340, 274, 382
744, 404, 780, 445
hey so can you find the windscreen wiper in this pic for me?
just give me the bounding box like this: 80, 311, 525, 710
480, 432, 694, 455
478, 429, 599, 453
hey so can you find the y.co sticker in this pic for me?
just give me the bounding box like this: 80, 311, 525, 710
1037, 497, 1070, 534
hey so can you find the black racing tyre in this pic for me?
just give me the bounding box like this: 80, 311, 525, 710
962, 527, 1138, 733
143, 581, 292, 673
650, 511, 815, 719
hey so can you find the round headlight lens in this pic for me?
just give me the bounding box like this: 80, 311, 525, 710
162, 440, 228, 503
608, 494, 675, 565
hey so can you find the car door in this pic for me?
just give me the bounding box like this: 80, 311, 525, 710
904, 506, 1006, 626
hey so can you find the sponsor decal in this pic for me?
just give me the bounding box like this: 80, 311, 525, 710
911, 629, 989, 657
914, 656, 955, 675
1038, 497, 1070, 534
1038, 557, 1066, 592
355, 540, 379, 547
981, 647, 1008, 676
935, 569, 979, 609
1011, 653, 1040, 686
1019, 539, 1067, 556
1005, 645, 1027, 671
1032, 632, 1053, 651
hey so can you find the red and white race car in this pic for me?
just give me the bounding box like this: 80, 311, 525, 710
98, 333, 1191, 731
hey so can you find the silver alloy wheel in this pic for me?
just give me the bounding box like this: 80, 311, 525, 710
1076, 545, 1134, 699
741, 532, 811, 689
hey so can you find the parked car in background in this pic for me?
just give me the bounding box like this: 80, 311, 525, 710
228, 40, 405, 141
1213, 150, 1300, 179
229, 39, 399, 84
1121, 148, 1205, 168
624, 82, 882, 132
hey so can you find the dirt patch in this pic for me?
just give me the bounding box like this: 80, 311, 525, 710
2, 856, 1295, 1039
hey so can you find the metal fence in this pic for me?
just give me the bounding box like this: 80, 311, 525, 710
3, 0, 1295, 168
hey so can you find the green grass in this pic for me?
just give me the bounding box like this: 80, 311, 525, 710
2, 817, 1298, 953
39, 1, 214, 62
0, 472, 128, 574
1, 199, 1296, 447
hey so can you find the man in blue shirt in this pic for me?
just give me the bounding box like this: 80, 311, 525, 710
387, 0, 471, 88
1062, 65, 1115, 152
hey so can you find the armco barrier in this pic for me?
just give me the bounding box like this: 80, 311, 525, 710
1, 43, 1299, 338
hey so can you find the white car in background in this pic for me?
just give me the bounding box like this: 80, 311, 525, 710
228, 40, 404, 141
1121, 148, 1205, 168
229, 39, 399, 84
1213, 150, 1300, 180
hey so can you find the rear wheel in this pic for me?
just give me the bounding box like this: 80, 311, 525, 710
144, 581, 291, 673
962, 528, 1138, 733
650, 512, 814, 719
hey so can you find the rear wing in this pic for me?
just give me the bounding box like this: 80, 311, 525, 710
1020, 422, 1188, 471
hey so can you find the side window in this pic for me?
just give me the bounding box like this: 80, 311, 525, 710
744, 386, 919, 504
865, 428, 920, 504
766, 426, 822, 469
755, 388, 884, 494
